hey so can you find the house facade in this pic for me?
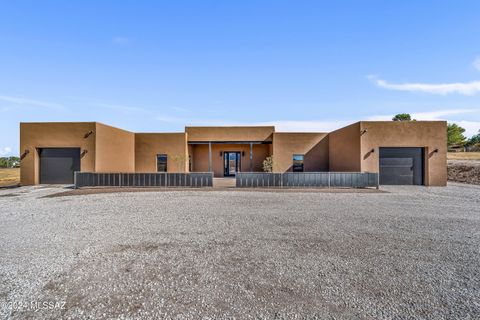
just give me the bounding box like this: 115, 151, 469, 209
20, 121, 447, 186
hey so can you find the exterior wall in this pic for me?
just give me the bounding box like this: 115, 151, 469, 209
359, 121, 447, 186
273, 132, 328, 172
95, 123, 135, 172
272, 133, 329, 172
135, 133, 188, 172
328, 122, 361, 172
186, 126, 274, 142
20, 122, 96, 185
191, 143, 270, 177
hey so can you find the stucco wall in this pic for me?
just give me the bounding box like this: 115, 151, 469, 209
328, 122, 361, 172
272, 133, 329, 172
191, 143, 270, 176
20, 122, 96, 185
359, 121, 447, 186
95, 123, 135, 172
135, 133, 188, 172
186, 126, 274, 142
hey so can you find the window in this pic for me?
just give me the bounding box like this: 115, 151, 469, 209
292, 154, 304, 172
157, 154, 167, 172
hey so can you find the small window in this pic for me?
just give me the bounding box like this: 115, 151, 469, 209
157, 154, 167, 172
292, 154, 304, 172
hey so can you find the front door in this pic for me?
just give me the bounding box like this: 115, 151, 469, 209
224, 152, 241, 176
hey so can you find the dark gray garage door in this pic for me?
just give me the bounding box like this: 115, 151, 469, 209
379, 147, 424, 185
39, 148, 80, 184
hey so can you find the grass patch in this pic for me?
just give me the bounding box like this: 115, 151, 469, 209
0, 168, 20, 187
447, 152, 480, 160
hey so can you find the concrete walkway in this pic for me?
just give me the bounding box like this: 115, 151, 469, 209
212, 177, 236, 188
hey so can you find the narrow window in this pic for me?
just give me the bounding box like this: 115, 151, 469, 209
292, 154, 304, 172
157, 154, 167, 172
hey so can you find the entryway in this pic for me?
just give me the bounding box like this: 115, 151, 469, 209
223, 152, 241, 176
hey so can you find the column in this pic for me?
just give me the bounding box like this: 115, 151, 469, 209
208, 142, 212, 172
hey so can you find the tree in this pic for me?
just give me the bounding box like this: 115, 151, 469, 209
0, 156, 20, 168
392, 113, 412, 121
466, 130, 480, 147
262, 156, 273, 173
447, 123, 467, 147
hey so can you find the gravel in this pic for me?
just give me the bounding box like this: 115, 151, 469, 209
0, 184, 479, 319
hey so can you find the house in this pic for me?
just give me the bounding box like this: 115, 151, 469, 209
19, 121, 447, 186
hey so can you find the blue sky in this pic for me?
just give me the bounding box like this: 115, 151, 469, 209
1, 1, 480, 156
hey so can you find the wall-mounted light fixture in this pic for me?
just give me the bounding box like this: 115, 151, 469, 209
360, 129, 368, 135
242, 151, 245, 157
433, 148, 439, 153
220, 151, 223, 157
20, 149, 30, 160
370, 148, 375, 153
80, 149, 88, 158
84, 130, 94, 139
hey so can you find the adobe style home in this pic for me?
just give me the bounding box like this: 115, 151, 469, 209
19, 121, 447, 186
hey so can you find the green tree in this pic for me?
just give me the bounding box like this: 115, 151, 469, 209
447, 123, 467, 147
0, 157, 19, 168
392, 113, 412, 121
466, 130, 480, 147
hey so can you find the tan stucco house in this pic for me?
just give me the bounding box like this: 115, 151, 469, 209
19, 121, 447, 186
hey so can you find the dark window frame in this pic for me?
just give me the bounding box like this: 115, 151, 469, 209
157, 154, 168, 172
292, 154, 304, 172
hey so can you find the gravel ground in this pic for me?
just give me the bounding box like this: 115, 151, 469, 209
0, 184, 479, 319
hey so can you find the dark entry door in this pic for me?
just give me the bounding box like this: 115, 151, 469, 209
379, 147, 424, 185
224, 152, 241, 176
39, 148, 80, 184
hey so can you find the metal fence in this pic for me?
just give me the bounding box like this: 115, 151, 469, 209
74, 172, 213, 188
236, 172, 379, 188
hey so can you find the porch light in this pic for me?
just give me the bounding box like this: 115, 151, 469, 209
242, 151, 245, 157
433, 148, 439, 153
81, 149, 88, 158
20, 149, 30, 160
84, 130, 94, 138
220, 151, 223, 157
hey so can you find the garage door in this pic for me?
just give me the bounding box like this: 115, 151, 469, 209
379, 147, 424, 185
39, 148, 80, 184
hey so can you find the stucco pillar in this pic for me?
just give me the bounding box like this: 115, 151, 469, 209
249, 143, 253, 172
208, 142, 212, 172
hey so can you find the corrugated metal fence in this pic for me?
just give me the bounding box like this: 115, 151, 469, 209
236, 172, 379, 188
74, 172, 213, 188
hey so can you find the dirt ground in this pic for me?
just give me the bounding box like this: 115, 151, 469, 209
0, 168, 20, 187
448, 160, 480, 185
447, 152, 480, 160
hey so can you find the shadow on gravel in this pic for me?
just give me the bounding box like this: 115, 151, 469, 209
42, 187, 385, 198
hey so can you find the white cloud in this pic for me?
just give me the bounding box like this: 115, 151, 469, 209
0, 95, 65, 110
170, 106, 189, 112
112, 37, 130, 45
473, 57, 480, 71
0, 147, 12, 156
368, 75, 480, 95
367, 109, 480, 137
254, 120, 351, 132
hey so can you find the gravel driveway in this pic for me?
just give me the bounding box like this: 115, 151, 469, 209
0, 184, 479, 319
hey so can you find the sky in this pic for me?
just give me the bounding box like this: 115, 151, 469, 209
1, 0, 480, 156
